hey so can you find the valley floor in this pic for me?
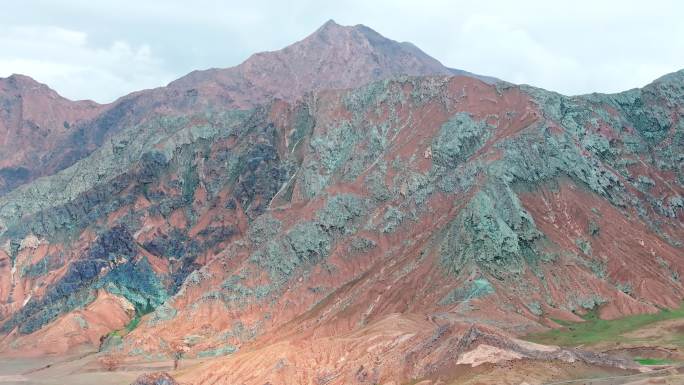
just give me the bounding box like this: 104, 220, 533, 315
4, 306, 684, 385
0, 353, 207, 385
0, 353, 682, 385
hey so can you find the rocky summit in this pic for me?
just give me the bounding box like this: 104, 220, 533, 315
0, 20, 683, 385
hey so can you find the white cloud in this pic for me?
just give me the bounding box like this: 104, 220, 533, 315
0, 0, 682, 101
451, 14, 581, 87
0, 26, 174, 102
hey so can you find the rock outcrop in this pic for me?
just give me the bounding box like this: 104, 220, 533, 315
130, 372, 179, 385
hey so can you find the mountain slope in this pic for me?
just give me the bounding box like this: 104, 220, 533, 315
0, 23, 681, 385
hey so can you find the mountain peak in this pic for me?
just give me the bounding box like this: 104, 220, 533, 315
4, 73, 37, 83
168, 20, 492, 108
304, 20, 411, 52
1, 74, 48, 93
0, 74, 99, 104
305, 19, 363, 43
317, 19, 342, 31
0, 73, 103, 195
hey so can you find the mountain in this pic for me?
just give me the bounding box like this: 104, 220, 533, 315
0, 21, 683, 385
0, 20, 491, 197
168, 19, 495, 106
0, 74, 105, 194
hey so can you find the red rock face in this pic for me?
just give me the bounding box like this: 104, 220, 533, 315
519, 180, 684, 319
0, 21, 682, 385
0, 75, 105, 194
0, 290, 134, 357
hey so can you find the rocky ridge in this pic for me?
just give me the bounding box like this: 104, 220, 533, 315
0, 20, 490, 196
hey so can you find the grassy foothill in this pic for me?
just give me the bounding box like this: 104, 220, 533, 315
526, 304, 684, 347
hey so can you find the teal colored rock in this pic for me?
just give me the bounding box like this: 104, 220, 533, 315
439, 278, 495, 305
97, 257, 168, 313
286, 222, 331, 265
431, 113, 491, 168
147, 302, 178, 326
381, 206, 405, 233
197, 344, 238, 358
348, 237, 376, 255
440, 188, 540, 278
317, 194, 365, 232
526, 301, 543, 316
248, 214, 282, 245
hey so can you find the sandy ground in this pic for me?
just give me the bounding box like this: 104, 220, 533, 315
0, 353, 207, 385
2, 354, 684, 385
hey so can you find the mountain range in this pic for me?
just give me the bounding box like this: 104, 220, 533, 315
0, 20, 682, 385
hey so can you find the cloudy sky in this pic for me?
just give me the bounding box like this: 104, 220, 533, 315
1, 0, 682, 103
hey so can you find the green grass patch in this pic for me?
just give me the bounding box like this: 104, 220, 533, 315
634, 357, 675, 365
526, 304, 684, 347
124, 315, 142, 333
107, 304, 154, 338
123, 303, 155, 334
